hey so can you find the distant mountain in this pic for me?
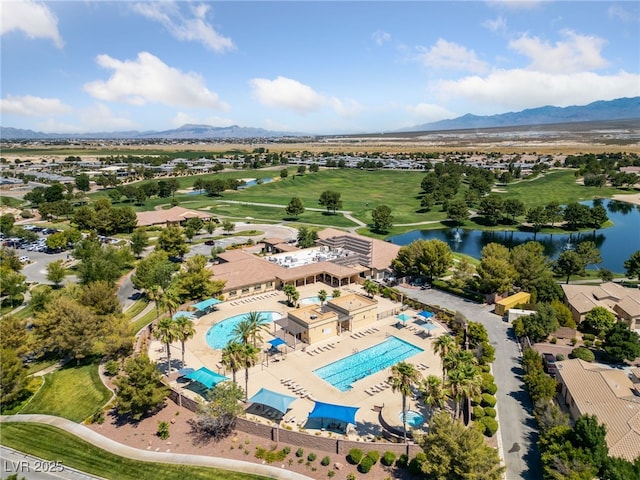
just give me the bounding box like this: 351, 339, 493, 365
400, 97, 640, 132
0, 123, 308, 140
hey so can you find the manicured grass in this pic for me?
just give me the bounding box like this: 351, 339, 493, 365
0, 423, 268, 480
124, 297, 150, 321
132, 308, 159, 334
20, 362, 111, 422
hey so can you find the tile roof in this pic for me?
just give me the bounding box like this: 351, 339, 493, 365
561, 283, 640, 316
136, 206, 212, 227
555, 358, 640, 461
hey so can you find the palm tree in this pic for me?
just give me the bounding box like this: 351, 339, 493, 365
447, 364, 482, 420
432, 335, 458, 381
240, 343, 260, 401
389, 362, 421, 442
154, 317, 178, 376
157, 286, 180, 318
174, 314, 195, 368
232, 312, 268, 347
317, 289, 328, 306
220, 341, 244, 384
332, 289, 341, 299
363, 279, 379, 298
421, 374, 446, 421
443, 349, 477, 377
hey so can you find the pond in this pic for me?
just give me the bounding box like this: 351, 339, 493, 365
388, 199, 640, 273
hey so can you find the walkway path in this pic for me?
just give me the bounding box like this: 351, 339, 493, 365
0, 415, 313, 480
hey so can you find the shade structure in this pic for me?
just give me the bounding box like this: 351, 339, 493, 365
268, 338, 286, 348
418, 323, 438, 331
417, 310, 434, 320
192, 298, 222, 311
173, 311, 195, 320
176, 367, 195, 377
396, 313, 411, 323
309, 401, 359, 425
184, 367, 228, 389
247, 388, 297, 414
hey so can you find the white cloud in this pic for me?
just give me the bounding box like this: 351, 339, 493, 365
132, 2, 234, 52
0, 94, 71, 116
431, 69, 639, 112
250, 77, 326, 114
509, 30, 608, 73
1, 0, 63, 48
483, 16, 507, 33
608, 5, 637, 23
372, 30, 391, 46
78, 103, 138, 131
83, 52, 228, 110
416, 39, 488, 73
406, 103, 458, 123
170, 112, 235, 128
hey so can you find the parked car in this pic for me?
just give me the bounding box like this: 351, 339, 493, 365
543, 353, 558, 376
19, 256, 30, 263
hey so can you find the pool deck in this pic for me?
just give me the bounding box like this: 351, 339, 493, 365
148, 284, 445, 441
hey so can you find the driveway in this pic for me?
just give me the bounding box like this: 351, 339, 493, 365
398, 286, 542, 480
19, 250, 72, 285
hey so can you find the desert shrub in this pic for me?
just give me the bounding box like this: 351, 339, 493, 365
481, 364, 491, 373
570, 337, 578, 346
583, 333, 596, 342
359, 456, 374, 473
483, 407, 497, 418
347, 473, 356, 480
91, 410, 105, 424
255, 446, 287, 463
296, 448, 304, 457
583, 339, 593, 348
396, 454, 409, 468
479, 416, 499, 437
283, 446, 290, 454
381, 451, 396, 466
473, 406, 485, 420
321, 456, 331, 466
570, 347, 595, 362
550, 337, 557, 344
327, 471, 335, 477
157, 421, 170, 440
481, 393, 497, 407
366, 451, 380, 464
556, 354, 565, 361
308, 452, 317, 462
409, 452, 427, 475
349, 448, 363, 464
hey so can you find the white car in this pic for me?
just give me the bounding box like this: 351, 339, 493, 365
19, 256, 30, 263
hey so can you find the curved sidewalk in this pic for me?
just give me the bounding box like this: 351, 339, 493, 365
0, 415, 313, 480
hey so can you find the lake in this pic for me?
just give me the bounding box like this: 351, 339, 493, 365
388, 199, 640, 273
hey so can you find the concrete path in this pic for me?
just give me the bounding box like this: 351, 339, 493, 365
1, 445, 104, 480
398, 286, 543, 480
0, 415, 313, 480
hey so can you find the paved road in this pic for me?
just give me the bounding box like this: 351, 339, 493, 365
1, 446, 103, 480
19, 250, 71, 285
0, 415, 312, 480
398, 286, 542, 480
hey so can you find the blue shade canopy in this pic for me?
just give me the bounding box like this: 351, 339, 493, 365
268, 338, 286, 347
418, 310, 434, 319
247, 388, 297, 414
309, 401, 359, 425
396, 313, 411, 323
418, 323, 438, 331
192, 298, 222, 311
173, 311, 195, 320
177, 367, 195, 376
184, 367, 228, 389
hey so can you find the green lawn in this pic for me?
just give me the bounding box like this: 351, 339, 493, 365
132, 307, 159, 334
20, 362, 111, 422
0, 423, 268, 480
124, 297, 150, 321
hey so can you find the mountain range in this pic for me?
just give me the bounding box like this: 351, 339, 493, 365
1, 97, 638, 140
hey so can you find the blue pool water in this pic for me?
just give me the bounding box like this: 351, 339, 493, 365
206, 311, 281, 349
399, 410, 424, 428
313, 336, 423, 391
300, 295, 333, 305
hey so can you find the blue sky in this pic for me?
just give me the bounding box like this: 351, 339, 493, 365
1, 1, 639, 134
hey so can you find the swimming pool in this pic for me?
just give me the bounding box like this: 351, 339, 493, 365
399, 410, 424, 428
300, 295, 333, 305
206, 311, 281, 349
313, 336, 423, 391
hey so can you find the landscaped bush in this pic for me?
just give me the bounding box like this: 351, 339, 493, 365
570, 347, 595, 362
327, 471, 335, 477
396, 454, 409, 468
321, 456, 331, 466
366, 451, 379, 464
583, 333, 596, 342
408, 452, 427, 475
483, 407, 497, 418
381, 451, 396, 466
479, 416, 499, 437
348, 448, 363, 464
104, 360, 119, 376
359, 456, 374, 473
481, 393, 497, 407
483, 381, 498, 395
308, 452, 317, 462
471, 395, 482, 406
255, 446, 287, 463
296, 448, 304, 457
473, 406, 485, 420
556, 354, 565, 361
157, 421, 170, 440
